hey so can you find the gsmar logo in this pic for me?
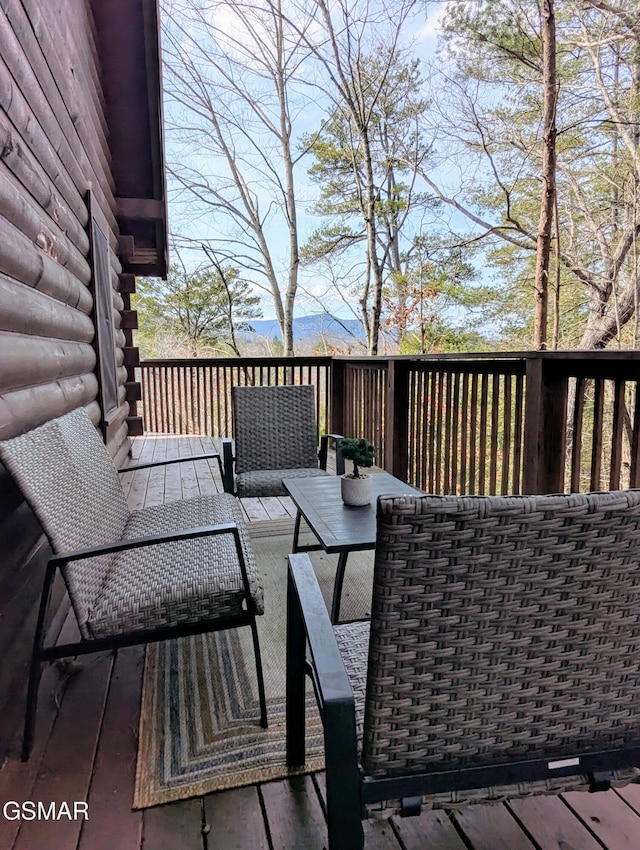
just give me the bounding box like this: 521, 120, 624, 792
2, 801, 89, 821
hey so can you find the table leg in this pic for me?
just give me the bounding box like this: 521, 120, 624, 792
331, 551, 349, 624
292, 509, 302, 553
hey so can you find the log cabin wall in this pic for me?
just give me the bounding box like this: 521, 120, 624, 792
0, 0, 167, 760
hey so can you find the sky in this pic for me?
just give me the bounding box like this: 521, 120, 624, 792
161, 0, 467, 323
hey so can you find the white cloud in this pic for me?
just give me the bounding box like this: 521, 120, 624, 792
413, 5, 446, 42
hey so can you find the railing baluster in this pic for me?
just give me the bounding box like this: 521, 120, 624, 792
631, 384, 640, 487
478, 373, 489, 495
610, 379, 626, 490
427, 368, 437, 493
451, 372, 460, 494
570, 377, 585, 492
591, 379, 605, 491
469, 372, 478, 494
501, 374, 512, 496
460, 372, 469, 495
435, 371, 444, 492
513, 373, 524, 494
489, 373, 499, 494
443, 372, 452, 494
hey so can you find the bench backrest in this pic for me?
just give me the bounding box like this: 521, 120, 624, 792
363, 491, 640, 778
0, 409, 130, 633
233, 384, 319, 473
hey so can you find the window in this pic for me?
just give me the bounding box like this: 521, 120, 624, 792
88, 191, 119, 442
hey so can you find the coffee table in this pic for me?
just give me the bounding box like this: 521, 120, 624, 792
282, 472, 421, 623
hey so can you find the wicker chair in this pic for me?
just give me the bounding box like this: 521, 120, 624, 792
0, 408, 268, 761
222, 384, 344, 498
286, 491, 640, 850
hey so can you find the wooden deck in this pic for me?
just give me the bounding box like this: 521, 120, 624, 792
2, 434, 640, 850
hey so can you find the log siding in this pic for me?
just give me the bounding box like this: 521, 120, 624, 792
0, 0, 167, 761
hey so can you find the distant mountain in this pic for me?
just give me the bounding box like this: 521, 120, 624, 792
242, 313, 365, 342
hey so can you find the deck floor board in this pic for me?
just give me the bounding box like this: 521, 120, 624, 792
203, 785, 270, 850
508, 795, 605, 850
76, 647, 144, 850
562, 790, 640, 850
453, 802, 538, 850
3, 433, 640, 850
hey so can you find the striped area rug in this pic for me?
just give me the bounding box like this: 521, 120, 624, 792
133, 518, 374, 808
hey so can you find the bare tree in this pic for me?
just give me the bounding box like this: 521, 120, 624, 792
302, 54, 431, 354
287, 0, 422, 354
161, 0, 315, 355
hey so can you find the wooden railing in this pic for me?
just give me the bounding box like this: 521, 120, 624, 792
334, 352, 640, 495
331, 355, 527, 494
137, 357, 332, 437
139, 351, 640, 495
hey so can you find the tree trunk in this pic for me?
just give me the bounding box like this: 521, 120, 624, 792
361, 127, 384, 355
533, 0, 558, 350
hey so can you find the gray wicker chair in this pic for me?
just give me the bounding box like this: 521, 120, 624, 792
222, 384, 344, 498
287, 491, 640, 850
0, 408, 268, 761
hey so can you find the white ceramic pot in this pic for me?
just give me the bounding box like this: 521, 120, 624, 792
341, 473, 373, 506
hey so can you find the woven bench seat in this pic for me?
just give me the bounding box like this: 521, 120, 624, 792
88, 493, 263, 639
236, 466, 330, 498
0, 408, 268, 760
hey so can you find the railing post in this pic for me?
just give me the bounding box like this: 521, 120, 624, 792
522, 357, 543, 494
541, 364, 568, 493
522, 355, 567, 494
385, 359, 410, 482
330, 358, 346, 437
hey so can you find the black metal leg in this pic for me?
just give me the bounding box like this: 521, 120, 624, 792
250, 619, 268, 728
292, 510, 302, 553
324, 699, 364, 850
22, 653, 43, 762
22, 559, 57, 761
286, 568, 306, 766
331, 552, 349, 624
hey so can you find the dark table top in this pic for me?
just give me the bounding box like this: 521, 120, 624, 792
283, 471, 421, 553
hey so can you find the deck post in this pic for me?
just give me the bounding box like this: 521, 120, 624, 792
523, 355, 568, 494
540, 361, 568, 493
385, 359, 410, 482
522, 356, 544, 494
330, 358, 346, 438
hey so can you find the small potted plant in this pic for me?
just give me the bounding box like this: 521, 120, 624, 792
339, 437, 375, 506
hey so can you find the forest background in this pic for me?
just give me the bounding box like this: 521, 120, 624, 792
133, 0, 640, 359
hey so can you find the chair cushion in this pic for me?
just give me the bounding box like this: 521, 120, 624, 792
236, 467, 330, 498
87, 493, 264, 639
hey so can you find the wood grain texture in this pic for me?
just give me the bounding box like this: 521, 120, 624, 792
0, 274, 94, 341
142, 799, 204, 850
392, 810, 468, 850
261, 775, 327, 850
563, 790, 640, 850
454, 803, 537, 850
508, 795, 603, 850
76, 647, 144, 850
12, 648, 113, 850
203, 786, 269, 850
